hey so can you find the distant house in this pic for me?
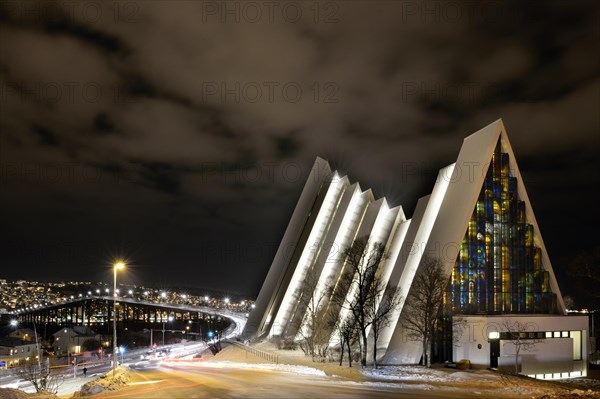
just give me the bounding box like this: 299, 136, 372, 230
0, 338, 39, 366
52, 326, 103, 356
8, 328, 37, 342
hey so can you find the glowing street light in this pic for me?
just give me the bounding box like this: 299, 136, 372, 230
112, 261, 125, 376
119, 346, 125, 364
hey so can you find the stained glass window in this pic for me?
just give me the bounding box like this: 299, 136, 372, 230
445, 140, 556, 314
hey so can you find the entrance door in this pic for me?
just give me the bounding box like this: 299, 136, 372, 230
490, 339, 500, 368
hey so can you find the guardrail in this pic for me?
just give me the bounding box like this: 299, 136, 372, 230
225, 339, 278, 364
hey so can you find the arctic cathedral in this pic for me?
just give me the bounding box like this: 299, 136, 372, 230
244, 120, 588, 378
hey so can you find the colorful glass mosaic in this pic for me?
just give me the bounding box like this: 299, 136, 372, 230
446, 140, 556, 314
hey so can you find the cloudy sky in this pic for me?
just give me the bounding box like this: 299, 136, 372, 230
0, 1, 598, 299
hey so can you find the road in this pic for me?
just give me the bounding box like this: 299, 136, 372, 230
0, 342, 208, 393
90, 363, 481, 399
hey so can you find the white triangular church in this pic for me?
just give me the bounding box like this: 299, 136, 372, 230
244, 120, 588, 379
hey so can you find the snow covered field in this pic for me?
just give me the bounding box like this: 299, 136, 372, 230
212, 343, 600, 398
362, 365, 600, 398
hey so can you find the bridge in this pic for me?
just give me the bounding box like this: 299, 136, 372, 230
11, 296, 247, 338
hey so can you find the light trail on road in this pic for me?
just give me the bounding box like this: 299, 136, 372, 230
87, 362, 490, 399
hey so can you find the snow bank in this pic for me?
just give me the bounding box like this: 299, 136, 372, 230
73, 366, 131, 396
362, 365, 453, 383
0, 388, 57, 398
168, 360, 327, 377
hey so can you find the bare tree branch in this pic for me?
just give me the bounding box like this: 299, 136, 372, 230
401, 256, 447, 368
500, 319, 542, 375
331, 236, 397, 367
14, 361, 64, 394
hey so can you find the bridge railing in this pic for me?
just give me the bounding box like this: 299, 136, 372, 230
224, 339, 279, 364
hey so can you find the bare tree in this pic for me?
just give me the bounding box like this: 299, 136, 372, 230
332, 236, 388, 367
333, 314, 357, 367
15, 361, 64, 394
401, 256, 447, 368
294, 268, 333, 361
369, 285, 402, 369
500, 319, 542, 375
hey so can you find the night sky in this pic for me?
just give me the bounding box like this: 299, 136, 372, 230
0, 1, 598, 300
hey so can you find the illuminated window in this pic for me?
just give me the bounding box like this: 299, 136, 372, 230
446, 140, 555, 315
571, 331, 581, 361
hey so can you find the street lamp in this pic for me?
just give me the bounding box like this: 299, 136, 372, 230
113, 261, 125, 375
162, 315, 173, 346
119, 346, 125, 365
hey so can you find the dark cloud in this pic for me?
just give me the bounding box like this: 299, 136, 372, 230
92, 112, 115, 134
32, 125, 60, 146
0, 0, 598, 298
136, 161, 181, 195
0, 0, 127, 54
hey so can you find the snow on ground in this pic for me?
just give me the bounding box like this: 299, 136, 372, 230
216, 343, 600, 398
362, 365, 454, 383
163, 360, 327, 377
340, 380, 437, 391
0, 388, 57, 398
74, 366, 131, 396
363, 365, 505, 385
361, 365, 600, 398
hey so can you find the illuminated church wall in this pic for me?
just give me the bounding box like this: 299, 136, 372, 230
245, 119, 574, 372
